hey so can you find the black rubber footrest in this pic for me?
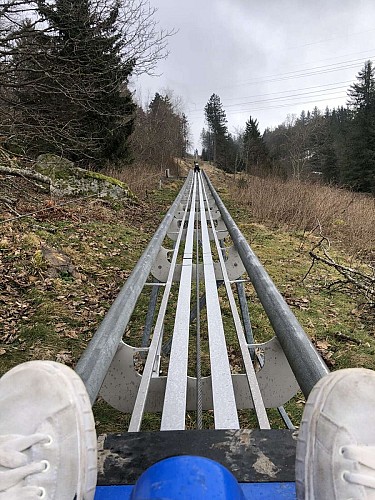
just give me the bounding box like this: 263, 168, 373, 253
98, 429, 296, 485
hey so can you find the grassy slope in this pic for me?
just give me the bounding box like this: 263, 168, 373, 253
1, 166, 373, 432
203, 164, 374, 427
224, 198, 375, 426
0, 179, 181, 432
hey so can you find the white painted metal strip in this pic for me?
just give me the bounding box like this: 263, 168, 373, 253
160, 176, 198, 430
197, 175, 240, 430
201, 177, 270, 429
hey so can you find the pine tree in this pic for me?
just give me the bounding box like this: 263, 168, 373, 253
36, 0, 135, 162
345, 61, 375, 192
348, 61, 375, 109
327, 106, 352, 184
309, 116, 338, 183
204, 94, 227, 136
8, 21, 54, 153
204, 94, 228, 168
200, 128, 214, 161
0, 0, 136, 164
180, 113, 190, 157
243, 116, 267, 173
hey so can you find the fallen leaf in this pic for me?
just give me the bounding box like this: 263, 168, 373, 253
316, 340, 331, 351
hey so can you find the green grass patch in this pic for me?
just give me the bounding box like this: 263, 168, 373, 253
1, 171, 373, 435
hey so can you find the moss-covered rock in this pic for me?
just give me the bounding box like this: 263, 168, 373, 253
34, 154, 135, 200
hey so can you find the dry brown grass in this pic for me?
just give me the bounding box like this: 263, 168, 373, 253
105, 163, 162, 198
228, 174, 375, 261
105, 158, 187, 199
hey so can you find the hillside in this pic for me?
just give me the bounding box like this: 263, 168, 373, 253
1, 162, 374, 432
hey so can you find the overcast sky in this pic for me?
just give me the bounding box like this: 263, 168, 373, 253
133, 0, 375, 150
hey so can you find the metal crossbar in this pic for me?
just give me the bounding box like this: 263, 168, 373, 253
77, 170, 328, 433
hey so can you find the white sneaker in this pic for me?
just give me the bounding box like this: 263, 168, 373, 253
0, 361, 97, 499
296, 368, 375, 499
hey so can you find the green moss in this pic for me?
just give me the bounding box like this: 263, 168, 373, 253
34, 154, 75, 180
84, 170, 126, 188
20, 322, 56, 342
34, 153, 136, 199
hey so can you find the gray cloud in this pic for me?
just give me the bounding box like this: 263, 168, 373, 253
135, 0, 375, 148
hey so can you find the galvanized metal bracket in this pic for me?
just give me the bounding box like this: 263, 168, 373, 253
99, 336, 300, 413
151, 244, 245, 282
174, 208, 221, 221
167, 216, 229, 241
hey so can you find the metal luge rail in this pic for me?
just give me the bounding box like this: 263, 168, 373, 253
203, 172, 329, 398
128, 177, 195, 432
75, 173, 193, 404
199, 175, 270, 429
160, 178, 197, 430
77, 169, 328, 434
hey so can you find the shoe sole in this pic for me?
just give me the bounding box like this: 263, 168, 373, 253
10, 361, 97, 500
49, 362, 97, 500
295, 368, 369, 500
55, 362, 97, 500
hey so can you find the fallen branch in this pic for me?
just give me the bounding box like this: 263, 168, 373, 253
0, 165, 51, 187
0, 196, 17, 205
306, 244, 375, 306
333, 331, 362, 345
309, 251, 375, 293
3, 202, 20, 216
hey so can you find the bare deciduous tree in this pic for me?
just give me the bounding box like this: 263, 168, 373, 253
0, 0, 174, 164
115, 0, 175, 76
131, 91, 190, 172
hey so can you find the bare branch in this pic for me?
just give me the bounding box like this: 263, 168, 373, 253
0, 165, 51, 185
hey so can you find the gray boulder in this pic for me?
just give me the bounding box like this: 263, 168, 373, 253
34, 154, 134, 200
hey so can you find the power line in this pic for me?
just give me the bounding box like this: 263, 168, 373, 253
255, 56, 368, 79
223, 89, 347, 109
187, 93, 349, 119
288, 48, 375, 71
232, 62, 370, 88
286, 28, 375, 50
214, 80, 353, 103
211, 55, 374, 92
186, 55, 371, 128
224, 95, 347, 114
187, 59, 372, 113
188, 94, 347, 118
187, 83, 350, 114
187, 55, 373, 110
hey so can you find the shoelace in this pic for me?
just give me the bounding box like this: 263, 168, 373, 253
342, 445, 375, 489
0, 433, 49, 498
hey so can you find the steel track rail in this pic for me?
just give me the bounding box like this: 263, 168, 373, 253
200, 175, 270, 429
128, 177, 195, 431
76, 172, 194, 404
203, 171, 329, 397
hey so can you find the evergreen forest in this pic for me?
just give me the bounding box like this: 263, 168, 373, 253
201, 61, 375, 194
